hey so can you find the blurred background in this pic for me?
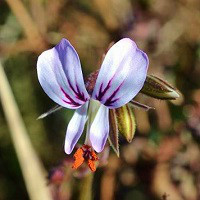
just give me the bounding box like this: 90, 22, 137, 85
0, 0, 200, 199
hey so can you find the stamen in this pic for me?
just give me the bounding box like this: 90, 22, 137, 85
72, 148, 84, 169
88, 160, 96, 172
72, 145, 98, 171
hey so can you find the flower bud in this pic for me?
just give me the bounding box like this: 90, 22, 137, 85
141, 75, 180, 100
115, 104, 136, 143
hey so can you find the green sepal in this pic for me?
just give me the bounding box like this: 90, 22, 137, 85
108, 109, 120, 157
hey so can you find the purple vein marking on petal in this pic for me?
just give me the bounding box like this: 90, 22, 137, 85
66, 78, 88, 102
76, 84, 88, 101
62, 100, 80, 107
104, 81, 124, 107
95, 78, 113, 101
60, 87, 81, 107
95, 65, 125, 101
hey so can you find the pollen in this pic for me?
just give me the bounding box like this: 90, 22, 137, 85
72, 145, 98, 172
72, 148, 84, 169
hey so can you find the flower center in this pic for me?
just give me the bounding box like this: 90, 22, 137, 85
72, 145, 98, 172
81, 145, 93, 160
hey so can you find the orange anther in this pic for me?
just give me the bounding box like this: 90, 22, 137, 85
72, 145, 98, 171
72, 148, 84, 169
91, 151, 98, 161
88, 159, 96, 172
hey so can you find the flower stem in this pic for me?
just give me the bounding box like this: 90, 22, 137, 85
78, 173, 94, 200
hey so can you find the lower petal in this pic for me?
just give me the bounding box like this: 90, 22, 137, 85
64, 102, 88, 154
89, 105, 109, 152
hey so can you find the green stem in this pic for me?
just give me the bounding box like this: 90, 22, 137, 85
79, 173, 94, 200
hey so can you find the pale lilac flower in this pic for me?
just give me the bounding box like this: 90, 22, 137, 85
37, 38, 149, 154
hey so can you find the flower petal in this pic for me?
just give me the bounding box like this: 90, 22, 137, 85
89, 105, 109, 152
92, 38, 149, 108
37, 38, 90, 109
64, 102, 88, 154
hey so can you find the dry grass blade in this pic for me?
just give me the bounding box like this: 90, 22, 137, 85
29, 0, 47, 35
0, 61, 52, 200
5, 0, 46, 52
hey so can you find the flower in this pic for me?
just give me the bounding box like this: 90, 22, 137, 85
37, 38, 149, 156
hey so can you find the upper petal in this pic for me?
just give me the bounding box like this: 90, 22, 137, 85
64, 102, 88, 154
89, 105, 109, 153
92, 38, 149, 108
37, 38, 90, 109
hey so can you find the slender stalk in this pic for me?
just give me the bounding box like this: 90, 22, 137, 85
79, 173, 94, 200
0, 61, 52, 200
